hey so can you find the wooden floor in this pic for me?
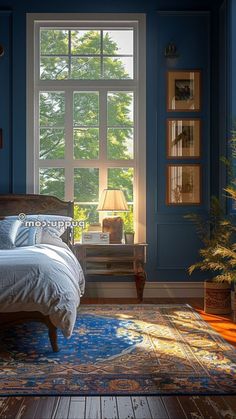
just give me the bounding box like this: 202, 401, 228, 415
1, 298, 236, 419
0, 395, 236, 418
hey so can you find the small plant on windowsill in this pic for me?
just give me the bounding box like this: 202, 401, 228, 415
124, 230, 135, 244
122, 207, 135, 244
186, 196, 235, 315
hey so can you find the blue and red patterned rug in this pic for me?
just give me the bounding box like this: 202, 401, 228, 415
0, 304, 235, 396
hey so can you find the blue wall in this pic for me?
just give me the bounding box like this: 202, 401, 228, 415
0, 11, 12, 193
231, 0, 236, 129
0, 0, 227, 281
148, 11, 210, 281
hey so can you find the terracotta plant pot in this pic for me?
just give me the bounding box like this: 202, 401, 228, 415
204, 280, 231, 314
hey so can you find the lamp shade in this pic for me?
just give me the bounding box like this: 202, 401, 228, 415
97, 189, 128, 212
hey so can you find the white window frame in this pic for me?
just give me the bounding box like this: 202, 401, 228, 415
27, 13, 146, 242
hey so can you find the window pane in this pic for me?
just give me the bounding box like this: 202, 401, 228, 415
40, 57, 69, 80
103, 57, 133, 79
40, 92, 65, 127
107, 128, 133, 159
71, 30, 101, 54
74, 204, 99, 224
74, 203, 99, 241
71, 57, 101, 79
40, 128, 65, 159
39, 28, 134, 81
103, 30, 133, 55
118, 204, 134, 231
74, 128, 99, 159
40, 29, 69, 55
39, 168, 65, 200
73, 92, 99, 126
107, 92, 133, 127
108, 168, 134, 202
74, 168, 99, 202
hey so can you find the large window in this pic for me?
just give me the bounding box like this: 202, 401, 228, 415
27, 14, 146, 241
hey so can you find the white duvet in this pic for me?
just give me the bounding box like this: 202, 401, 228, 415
0, 244, 85, 337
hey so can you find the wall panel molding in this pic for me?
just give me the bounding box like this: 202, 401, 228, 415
84, 281, 204, 298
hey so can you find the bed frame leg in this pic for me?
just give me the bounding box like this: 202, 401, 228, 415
48, 324, 59, 352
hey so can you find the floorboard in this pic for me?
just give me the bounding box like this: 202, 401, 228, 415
190, 396, 222, 419
101, 396, 118, 419
85, 396, 101, 419
116, 396, 135, 419
17, 397, 40, 419
53, 397, 70, 419
177, 396, 204, 419
0, 397, 24, 419
131, 396, 152, 419
206, 396, 236, 419
162, 396, 187, 419
222, 396, 236, 417
34, 397, 58, 419
146, 396, 169, 419
68, 397, 86, 419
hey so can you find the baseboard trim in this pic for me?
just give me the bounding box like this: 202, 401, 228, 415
83, 281, 204, 299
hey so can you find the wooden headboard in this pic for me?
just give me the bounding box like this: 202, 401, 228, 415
0, 194, 74, 245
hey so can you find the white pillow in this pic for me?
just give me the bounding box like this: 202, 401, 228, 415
40, 229, 69, 249
5, 216, 42, 246
0, 219, 22, 249
6, 214, 72, 247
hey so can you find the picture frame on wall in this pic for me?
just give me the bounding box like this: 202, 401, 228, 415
167, 164, 201, 205
167, 70, 201, 111
167, 119, 201, 158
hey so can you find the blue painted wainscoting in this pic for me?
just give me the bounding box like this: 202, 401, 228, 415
147, 11, 210, 282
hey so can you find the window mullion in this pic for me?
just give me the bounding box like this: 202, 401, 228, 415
64, 88, 74, 201
35, 25, 40, 83
99, 88, 107, 224
68, 30, 72, 79
35, 89, 40, 193
101, 30, 104, 78
99, 88, 107, 164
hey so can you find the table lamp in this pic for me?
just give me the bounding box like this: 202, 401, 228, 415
97, 189, 128, 243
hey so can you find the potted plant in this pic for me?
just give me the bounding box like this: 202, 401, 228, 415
217, 129, 236, 319
123, 208, 135, 244
194, 129, 236, 318
213, 243, 236, 321
213, 185, 236, 320
187, 196, 234, 314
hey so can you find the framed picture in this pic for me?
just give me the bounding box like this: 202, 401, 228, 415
167, 119, 201, 158
167, 70, 201, 111
167, 164, 201, 205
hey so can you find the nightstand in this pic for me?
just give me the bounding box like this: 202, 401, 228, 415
74, 243, 147, 301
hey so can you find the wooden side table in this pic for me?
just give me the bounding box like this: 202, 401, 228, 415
74, 243, 147, 301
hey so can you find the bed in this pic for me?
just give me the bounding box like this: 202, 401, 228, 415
0, 194, 85, 352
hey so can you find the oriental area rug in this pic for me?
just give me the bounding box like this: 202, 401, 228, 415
0, 304, 235, 396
